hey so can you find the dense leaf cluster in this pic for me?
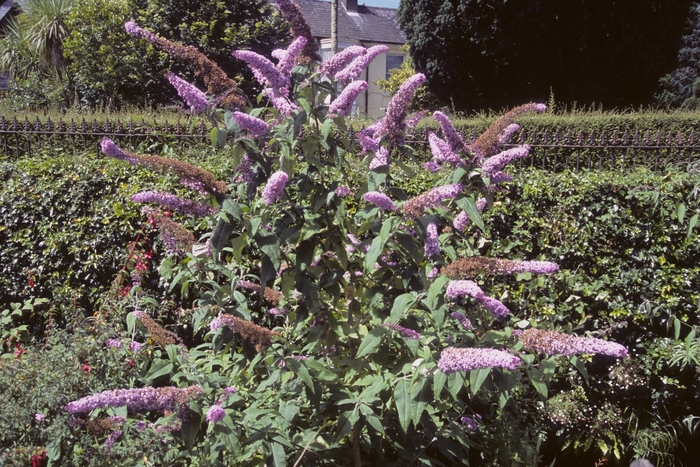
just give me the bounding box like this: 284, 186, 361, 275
398, 0, 696, 111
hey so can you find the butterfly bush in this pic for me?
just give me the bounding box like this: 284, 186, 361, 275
77, 10, 631, 463
329, 80, 368, 116
165, 72, 209, 113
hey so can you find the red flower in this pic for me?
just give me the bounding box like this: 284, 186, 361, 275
15, 342, 26, 359
31, 450, 47, 467
81, 364, 91, 372
28, 278, 35, 287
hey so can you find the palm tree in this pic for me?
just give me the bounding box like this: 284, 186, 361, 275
0, 0, 77, 80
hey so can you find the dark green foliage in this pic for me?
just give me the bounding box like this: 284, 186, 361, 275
127, 0, 290, 107
0, 146, 235, 313
484, 169, 700, 465
62, 0, 165, 109
657, 7, 700, 108
398, 0, 696, 111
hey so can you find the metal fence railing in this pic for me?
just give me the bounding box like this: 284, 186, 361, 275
3, 114, 700, 172
0, 115, 212, 158
400, 127, 700, 172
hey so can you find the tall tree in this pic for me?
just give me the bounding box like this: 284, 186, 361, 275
656, 7, 700, 108
398, 0, 696, 111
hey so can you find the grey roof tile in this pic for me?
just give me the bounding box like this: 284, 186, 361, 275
273, 0, 405, 45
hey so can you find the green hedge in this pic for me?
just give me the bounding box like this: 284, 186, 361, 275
0, 146, 236, 314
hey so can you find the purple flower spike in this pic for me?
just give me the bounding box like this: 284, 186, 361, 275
498, 123, 520, 145
262, 171, 289, 205
428, 132, 465, 166
335, 186, 354, 197
363, 191, 397, 211
276, 36, 308, 74
206, 404, 226, 423
381, 323, 421, 340
480, 296, 510, 318
165, 72, 208, 113
511, 260, 559, 274
233, 50, 289, 91
424, 222, 439, 257
377, 73, 426, 144
482, 145, 530, 175
437, 347, 521, 373
369, 146, 389, 170
451, 311, 472, 330
446, 280, 484, 300
520, 328, 628, 358
232, 111, 269, 137
423, 161, 441, 173
433, 111, 467, 154
329, 80, 368, 116
64, 386, 204, 414
101, 138, 138, 164
131, 191, 217, 217
124, 21, 158, 43
263, 88, 299, 115
335, 45, 389, 84
319, 45, 366, 77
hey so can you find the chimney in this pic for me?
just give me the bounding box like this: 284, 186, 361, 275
344, 0, 358, 12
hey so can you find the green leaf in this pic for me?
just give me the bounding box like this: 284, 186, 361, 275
410, 377, 431, 426
359, 404, 385, 434
143, 359, 173, 384
285, 358, 315, 395
447, 371, 465, 399
433, 370, 447, 400
469, 367, 490, 396
389, 293, 417, 322
271, 442, 286, 467
394, 379, 411, 432
688, 213, 698, 239
355, 327, 385, 358
182, 413, 201, 450
211, 217, 234, 253
460, 197, 485, 231
321, 118, 333, 142
570, 356, 589, 385
46, 438, 61, 461
364, 217, 397, 271
527, 368, 548, 398
677, 203, 687, 223
255, 231, 281, 271
674, 316, 681, 340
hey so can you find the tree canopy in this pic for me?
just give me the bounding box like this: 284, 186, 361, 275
398, 0, 697, 111
656, 7, 700, 108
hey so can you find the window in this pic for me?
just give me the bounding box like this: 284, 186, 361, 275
385, 54, 404, 80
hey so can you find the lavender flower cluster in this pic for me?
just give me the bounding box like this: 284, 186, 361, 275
376, 73, 426, 144
437, 347, 521, 373
262, 171, 289, 205
274, 36, 307, 74
446, 280, 510, 318
64, 386, 203, 414
165, 72, 209, 113
369, 147, 388, 170
363, 191, 397, 211
232, 111, 269, 138
424, 222, 439, 257
403, 184, 463, 218
335, 45, 389, 84
329, 80, 368, 116
131, 191, 216, 217
381, 322, 421, 340
520, 328, 628, 358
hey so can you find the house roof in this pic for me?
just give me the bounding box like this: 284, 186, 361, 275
281, 0, 405, 45
0, 0, 16, 24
